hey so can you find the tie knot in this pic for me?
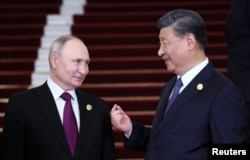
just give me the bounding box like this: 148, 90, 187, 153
61, 92, 71, 101
175, 78, 183, 87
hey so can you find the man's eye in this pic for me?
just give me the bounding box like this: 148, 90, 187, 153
160, 41, 169, 45
160, 42, 168, 48
72, 60, 81, 64
163, 41, 169, 45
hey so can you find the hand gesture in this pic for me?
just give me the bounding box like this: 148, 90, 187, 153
110, 104, 132, 135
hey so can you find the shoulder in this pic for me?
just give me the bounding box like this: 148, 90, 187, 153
9, 84, 44, 99
204, 70, 244, 102
75, 89, 107, 104
211, 69, 237, 88
6, 84, 49, 112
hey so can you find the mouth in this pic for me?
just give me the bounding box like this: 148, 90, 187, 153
74, 76, 85, 81
163, 57, 171, 64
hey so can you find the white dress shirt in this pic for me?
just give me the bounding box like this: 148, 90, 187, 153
47, 78, 80, 131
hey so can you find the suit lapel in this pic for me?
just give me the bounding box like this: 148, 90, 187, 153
74, 90, 94, 159
151, 78, 176, 133
152, 63, 214, 137
35, 83, 72, 158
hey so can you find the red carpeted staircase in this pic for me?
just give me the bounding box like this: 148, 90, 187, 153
0, 0, 61, 132
0, 0, 231, 159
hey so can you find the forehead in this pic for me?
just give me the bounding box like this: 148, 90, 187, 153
62, 39, 89, 59
159, 27, 176, 41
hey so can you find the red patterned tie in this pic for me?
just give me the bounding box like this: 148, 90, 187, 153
61, 92, 78, 156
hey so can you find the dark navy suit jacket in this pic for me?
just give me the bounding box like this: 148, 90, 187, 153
124, 62, 248, 160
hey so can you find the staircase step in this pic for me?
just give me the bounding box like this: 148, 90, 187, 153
0, 85, 29, 98
0, 99, 8, 113
0, 59, 34, 71
0, 71, 32, 84
0, 35, 41, 46
72, 20, 226, 35
0, 14, 47, 25
0, 3, 60, 14
89, 56, 166, 70
105, 96, 158, 111
85, 1, 230, 13
121, 110, 154, 125
82, 83, 163, 97
0, 46, 38, 58
80, 33, 159, 46
86, 69, 169, 83
75, 10, 228, 23
0, 24, 44, 36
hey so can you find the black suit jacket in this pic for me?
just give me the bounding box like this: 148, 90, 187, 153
0, 82, 116, 160
225, 0, 250, 102
124, 62, 248, 160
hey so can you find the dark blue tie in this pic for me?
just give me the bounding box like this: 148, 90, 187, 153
164, 78, 183, 116
61, 92, 78, 156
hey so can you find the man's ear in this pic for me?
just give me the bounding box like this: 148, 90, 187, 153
186, 33, 195, 49
50, 52, 58, 68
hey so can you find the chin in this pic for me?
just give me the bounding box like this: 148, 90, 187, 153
71, 81, 83, 88
168, 69, 176, 75
75, 82, 83, 87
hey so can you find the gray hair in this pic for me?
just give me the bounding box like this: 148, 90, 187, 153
49, 35, 80, 56
157, 9, 207, 50
48, 35, 82, 66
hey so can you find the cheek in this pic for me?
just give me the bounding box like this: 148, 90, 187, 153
57, 64, 74, 79
170, 50, 185, 64
65, 63, 77, 72
168, 43, 179, 53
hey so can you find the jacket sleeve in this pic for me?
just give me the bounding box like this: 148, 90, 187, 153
124, 121, 151, 151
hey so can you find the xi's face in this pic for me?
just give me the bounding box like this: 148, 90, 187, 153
52, 39, 90, 91
158, 27, 189, 75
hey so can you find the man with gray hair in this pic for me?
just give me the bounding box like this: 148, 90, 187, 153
1, 35, 116, 160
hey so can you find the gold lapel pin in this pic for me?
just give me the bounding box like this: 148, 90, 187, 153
197, 83, 203, 90
86, 104, 92, 111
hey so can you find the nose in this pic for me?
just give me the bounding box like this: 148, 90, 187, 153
79, 63, 89, 75
158, 46, 164, 57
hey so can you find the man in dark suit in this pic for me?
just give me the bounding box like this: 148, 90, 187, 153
0, 35, 116, 160
110, 9, 248, 160
225, 0, 250, 141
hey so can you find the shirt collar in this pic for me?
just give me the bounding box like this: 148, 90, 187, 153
47, 77, 77, 101
179, 57, 209, 87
